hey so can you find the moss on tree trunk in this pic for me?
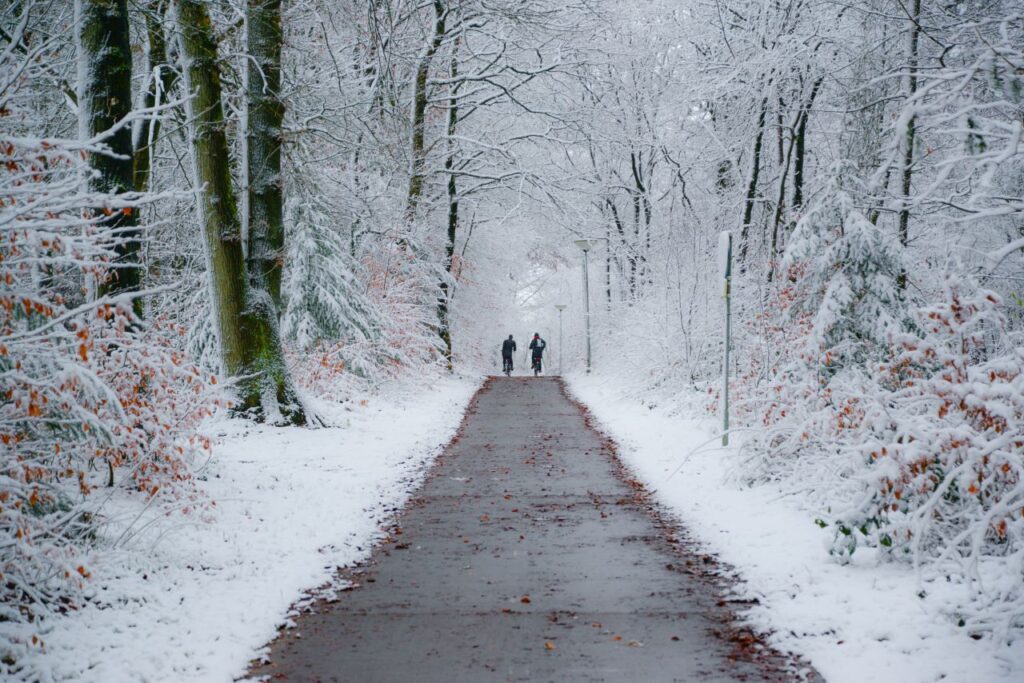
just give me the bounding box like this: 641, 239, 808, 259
247, 0, 286, 311
78, 0, 142, 314
174, 0, 305, 425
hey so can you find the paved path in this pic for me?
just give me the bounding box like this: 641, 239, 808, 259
251, 378, 794, 682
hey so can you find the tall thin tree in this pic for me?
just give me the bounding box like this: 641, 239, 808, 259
438, 31, 460, 368
133, 0, 177, 194
247, 0, 286, 311
896, 0, 921, 289
405, 0, 447, 219
173, 0, 306, 424
77, 0, 141, 313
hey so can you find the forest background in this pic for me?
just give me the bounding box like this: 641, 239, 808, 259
2, 0, 1022, 671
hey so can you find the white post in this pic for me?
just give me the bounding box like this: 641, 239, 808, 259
582, 249, 591, 373
718, 231, 733, 446
554, 304, 567, 375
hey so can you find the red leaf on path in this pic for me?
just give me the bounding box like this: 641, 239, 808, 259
520, 596, 531, 604
544, 641, 556, 651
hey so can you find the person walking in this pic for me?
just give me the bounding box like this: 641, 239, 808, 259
501, 335, 516, 375
528, 333, 546, 376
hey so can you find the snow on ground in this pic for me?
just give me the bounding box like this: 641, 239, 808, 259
567, 373, 1024, 683
14, 376, 479, 683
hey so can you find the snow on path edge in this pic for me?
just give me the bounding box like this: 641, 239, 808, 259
12, 376, 480, 683
566, 373, 1024, 683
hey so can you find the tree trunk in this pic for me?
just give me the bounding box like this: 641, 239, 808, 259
630, 150, 652, 289
133, 1, 178, 194
405, 0, 446, 220
438, 33, 460, 370
605, 219, 612, 310
897, 0, 921, 289
792, 111, 807, 212
607, 198, 635, 296
77, 0, 141, 314
737, 95, 769, 267
173, 0, 305, 425
792, 75, 822, 213
630, 189, 639, 297
769, 74, 823, 281
247, 0, 286, 311
767, 125, 794, 282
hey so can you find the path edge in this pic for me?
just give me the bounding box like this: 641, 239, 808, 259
555, 377, 821, 683
244, 377, 494, 679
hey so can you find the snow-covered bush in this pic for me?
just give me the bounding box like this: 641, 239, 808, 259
832, 279, 1024, 637
363, 239, 448, 369
738, 175, 910, 497
731, 183, 1024, 637
0, 50, 219, 653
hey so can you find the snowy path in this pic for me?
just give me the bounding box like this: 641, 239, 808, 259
251, 377, 803, 682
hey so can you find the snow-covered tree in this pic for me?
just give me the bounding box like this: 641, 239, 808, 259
282, 193, 383, 379
785, 174, 910, 373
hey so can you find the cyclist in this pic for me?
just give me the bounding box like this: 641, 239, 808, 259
528, 333, 546, 376
501, 335, 516, 375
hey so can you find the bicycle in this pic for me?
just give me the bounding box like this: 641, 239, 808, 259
502, 356, 513, 377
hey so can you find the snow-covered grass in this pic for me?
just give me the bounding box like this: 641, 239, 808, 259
567, 373, 1024, 683
5, 376, 479, 683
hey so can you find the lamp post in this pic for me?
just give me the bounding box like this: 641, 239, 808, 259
554, 304, 567, 375
718, 231, 733, 447
573, 239, 596, 373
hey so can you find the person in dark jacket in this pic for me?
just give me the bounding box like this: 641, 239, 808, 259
501, 335, 516, 374
528, 333, 546, 375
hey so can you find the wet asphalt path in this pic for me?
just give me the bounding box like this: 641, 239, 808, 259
251, 377, 793, 682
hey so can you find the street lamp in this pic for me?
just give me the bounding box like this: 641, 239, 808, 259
573, 239, 598, 373
554, 304, 567, 375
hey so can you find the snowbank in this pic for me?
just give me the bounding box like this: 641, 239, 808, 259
567, 373, 1024, 683
8, 376, 479, 682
